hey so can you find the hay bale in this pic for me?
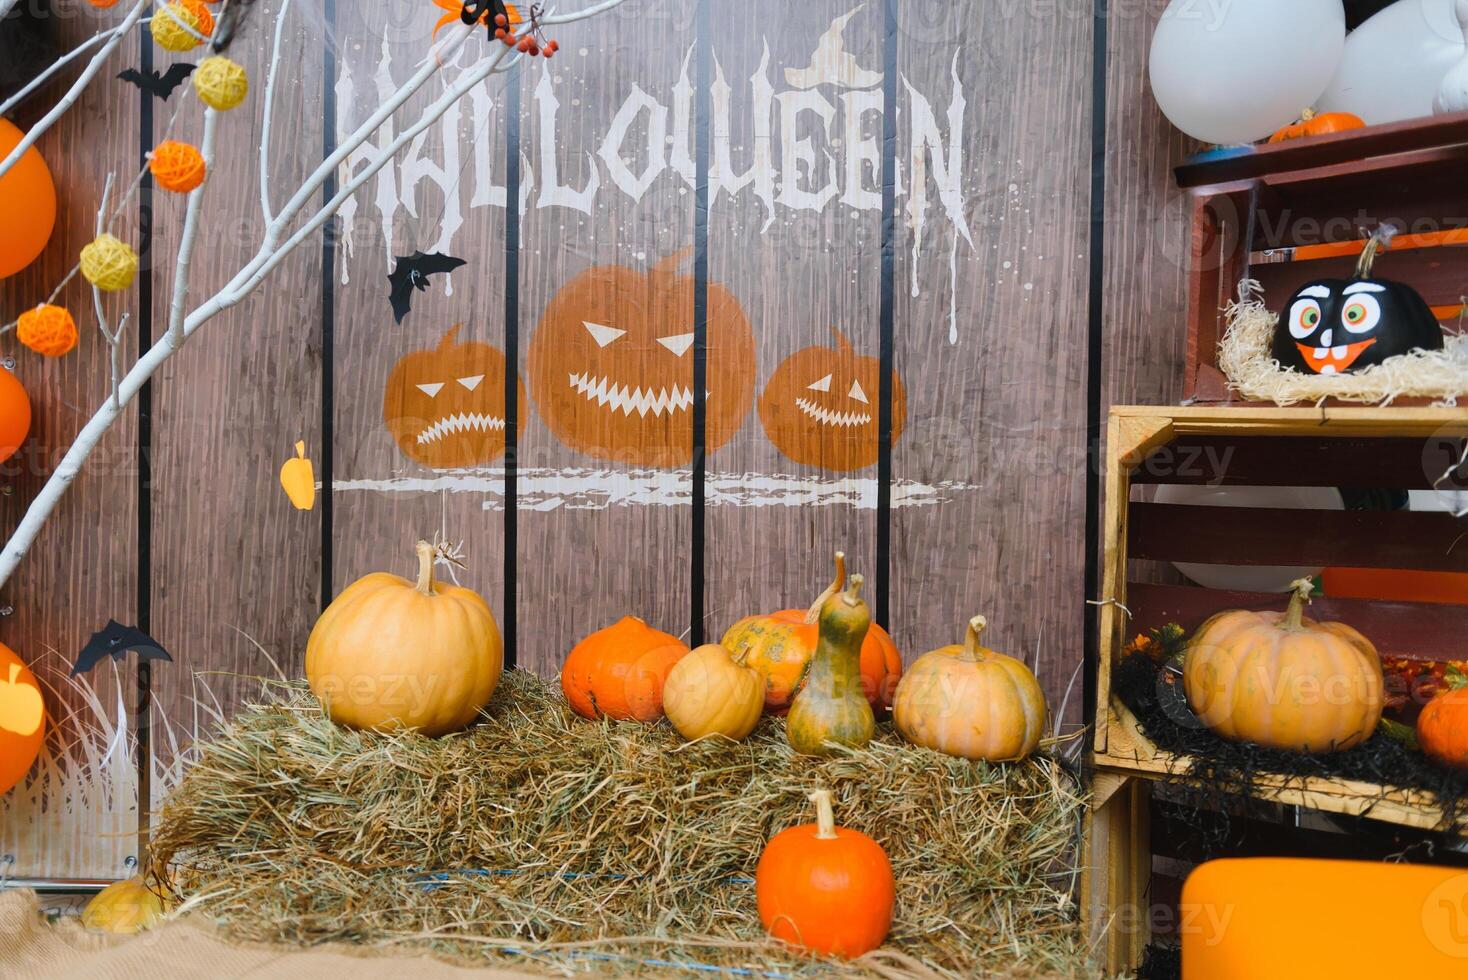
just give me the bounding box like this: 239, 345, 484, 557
152, 671, 1088, 978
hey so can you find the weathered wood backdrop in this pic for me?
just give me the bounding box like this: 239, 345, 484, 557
0, 0, 1191, 879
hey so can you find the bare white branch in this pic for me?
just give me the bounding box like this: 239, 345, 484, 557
0, 0, 151, 181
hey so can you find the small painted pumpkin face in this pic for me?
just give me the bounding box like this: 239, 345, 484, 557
528, 250, 756, 468
759, 329, 904, 472
383, 325, 523, 469
1272, 278, 1444, 375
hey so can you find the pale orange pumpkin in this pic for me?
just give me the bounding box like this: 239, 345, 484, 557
662, 643, 764, 741
1183, 579, 1384, 753
561, 617, 689, 722
306, 540, 503, 736
892, 615, 1047, 762
82, 877, 168, 934
722, 552, 902, 714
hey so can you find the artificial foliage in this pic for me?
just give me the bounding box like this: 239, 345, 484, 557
151, 671, 1089, 978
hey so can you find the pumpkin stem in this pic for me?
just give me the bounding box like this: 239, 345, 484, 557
803, 551, 847, 625
1300, 107, 1316, 122
439, 324, 464, 349
808, 789, 838, 840
961, 615, 988, 661
842, 573, 865, 607
414, 539, 437, 595
294, 440, 306, 458
1284, 577, 1314, 630
1355, 226, 1397, 279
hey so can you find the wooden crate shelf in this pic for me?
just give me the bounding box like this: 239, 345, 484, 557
1175, 112, 1468, 405
1082, 405, 1468, 975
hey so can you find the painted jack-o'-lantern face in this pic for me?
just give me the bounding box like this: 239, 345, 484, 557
528, 250, 756, 468
1271, 232, 1444, 376
0, 643, 44, 797
759, 328, 905, 472
383, 325, 524, 469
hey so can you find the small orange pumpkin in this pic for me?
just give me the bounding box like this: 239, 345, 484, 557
722, 552, 902, 714
756, 789, 893, 958
1183, 579, 1384, 753
1267, 107, 1365, 143
0, 643, 44, 796
561, 617, 689, 722
1418, 672, 1468, 769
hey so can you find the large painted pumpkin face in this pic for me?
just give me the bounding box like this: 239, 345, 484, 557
528, 250, 756, 468
759, 329, 905, 472
383, 325, 524, 469
1272, 277, 1444, 375
0, 643, 45, 796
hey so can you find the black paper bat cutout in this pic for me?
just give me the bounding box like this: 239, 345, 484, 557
118, 63, 196, 100
388, 251, 467, 324
72, 620, 173, 677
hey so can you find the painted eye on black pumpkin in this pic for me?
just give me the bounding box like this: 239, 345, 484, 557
1288, 298, 1321, 339
1341, 294, 1380, 334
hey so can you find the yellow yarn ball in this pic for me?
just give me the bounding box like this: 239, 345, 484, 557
193, 56, 249, 111
80, 234, 139, 293
150, 0, 212, 53
17, 304, 78, 358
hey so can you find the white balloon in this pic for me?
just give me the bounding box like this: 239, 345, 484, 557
1317, 0, 1465, 123
1151, 485, 1344, 593
1149, 0, 1346, 145
1434, 0, 1468, 113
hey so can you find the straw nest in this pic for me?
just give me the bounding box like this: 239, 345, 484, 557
1219, 280, 1468, 406
151, 671, 1090, 979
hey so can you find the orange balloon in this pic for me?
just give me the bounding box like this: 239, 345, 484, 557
0, 118, 57, 279
0, 643, 45, 797
0, 367, 31, 463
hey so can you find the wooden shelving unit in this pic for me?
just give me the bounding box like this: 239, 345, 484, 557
1082, 405, 1468, 975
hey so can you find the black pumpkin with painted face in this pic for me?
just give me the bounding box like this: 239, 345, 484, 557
1271, 232, 1443, 375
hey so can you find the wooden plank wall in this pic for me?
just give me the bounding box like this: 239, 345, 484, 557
1, 0, 1192, 879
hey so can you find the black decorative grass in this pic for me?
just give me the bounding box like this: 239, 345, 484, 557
1112, 653, 1468, 830
1134, 943, 1180, 980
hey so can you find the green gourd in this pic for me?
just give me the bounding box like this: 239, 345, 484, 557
786, 573, 875, 756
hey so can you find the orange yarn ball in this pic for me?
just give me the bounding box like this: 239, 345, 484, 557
17, 304, 78, 358
149, 140, 207, 193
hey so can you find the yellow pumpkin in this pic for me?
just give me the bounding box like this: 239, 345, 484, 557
306, 540, 503, 736
82, 876, 168, 934
662, 643, 764, 742
893, 615, 1047, 762
1183, 579, 1383, 753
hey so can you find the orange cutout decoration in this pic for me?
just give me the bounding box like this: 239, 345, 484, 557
384, 325, 523, 469
528, 251, 755, 468
1182, 858, 1468, 976
756, 789, 893, 958
0, 367, 31, 463
0, 643, 45, 796
0, 118, 57, 280
759, 328, 905, 472
149, 140, 207, 194
17, 304, 78, 357
431, 0, 520, 39
279, 441, 316, 510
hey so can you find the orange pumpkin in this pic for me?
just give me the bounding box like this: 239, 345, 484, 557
0, 367, 31, 463
383, 325, 523, 469
1418, 682, 1468, 769
722, 552, 902, 714
0, 118, 56, 280
756, 789, 893, 958
1267, 107, 1365, 143
0, 643, 45, 796
1183, 579, 1384, 753
528, 250, 755, 467
561, 617, 689, 722
758, 327, 905, 472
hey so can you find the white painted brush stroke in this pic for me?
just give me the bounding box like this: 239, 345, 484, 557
333, 467, 978, 512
